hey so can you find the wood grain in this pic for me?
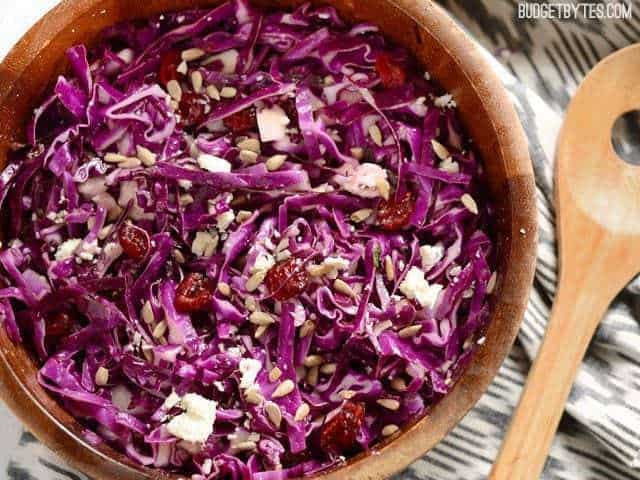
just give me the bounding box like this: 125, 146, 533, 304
0, 1, 537, 479
490, 44, 640, 480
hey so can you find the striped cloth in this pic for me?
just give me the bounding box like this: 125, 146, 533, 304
2, 1, 640, 479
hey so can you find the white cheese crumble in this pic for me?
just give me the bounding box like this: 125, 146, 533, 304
163, 391, 181, 410
257, 106, 290, 142
239, 358, 262, 389
197, 154, 232, 173
216, 210, 235, 231
420, 244, 444, 270
434, 94, 457, 109
78, 239, 101, 262
166, 393, 217, 443
341, 163, 390, 199
55, 238, 82, 261
399, 266, 443, 310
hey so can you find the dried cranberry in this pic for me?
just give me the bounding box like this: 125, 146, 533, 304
377, 191, 415, 231
158, 49, 183, 85
223, 108, 257, 133
45, 312, 75, 349
118, 223, 150, 260
264, 257, 309, 301
375, 53, 406, 89
319, 401, 365, 455
178, 92, 207, 128
175, 272, 214, 312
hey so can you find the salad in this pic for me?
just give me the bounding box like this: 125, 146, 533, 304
0, 1, 496, 478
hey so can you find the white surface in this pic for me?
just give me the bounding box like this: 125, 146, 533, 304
0, 1, 59, 60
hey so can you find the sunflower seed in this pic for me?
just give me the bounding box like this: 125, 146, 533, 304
350, 147, 364, 159
191, 70, 203, 93
272, 379, 294, 398
152, 320, 168, 338
218, 282, 231, 297
254, 325, 268, 339
232, 441, 257, 452
398, 324, 422, 338
376, 178, 391, 200
235, 210, 252, 223
206, 85, 221, 101
269, 366, 282, 382
299, 320, 315, 338
245, 387, 264, 405
368, 124, 383, 146
266, 154, 287, 171
294, 403, 310, 422
141, 301, 154, 325
245, 270, 267, 292
237, 138, 261, 154
172, 249, 186, 264
166, 80, 182, 102
176, 60, 188, 74
382, 424, 400, 436
319, 363, 337, 375
303, 355, 323, 367
461, 193, 478, 214
306, 366, 319, 386
239, 150, 259, 163
104, 152, 129, 163
372, 320, 393, 336
333, 279, 356, 297
179, 194, 194, 206
339, 389, 356, 400
384, 255, 394, 281
136, 145, 157, 166
377, 398, 400, 410
265, 401, 282, 428
487, 271, 497, 294
219, 86, 237, 98
119, 158, 141, 169
95, 366, 109, 386
350, 208, 373, 223
181, 48, 206, 62
431, 139, 450, 160
249, 311, 276, 325
390, 377, 408, 392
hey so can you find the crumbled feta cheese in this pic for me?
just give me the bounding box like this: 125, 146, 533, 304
55, 238, 82, 261
251, 252, 275, 274
257, 106, 290, 142
341, 163, 390, 199
239, 358, 262, 389
78, 239, 101, 262
399, 266, 443, 310
197, 154, 231, 173
163, 391, 181, 410
216, 210, 235, 231
166, 393, 217, 443
111, 385, 132, 411
420, 244, 444, 270
434, 94, 457, 109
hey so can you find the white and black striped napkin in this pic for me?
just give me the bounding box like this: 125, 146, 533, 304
2, 2, 640, 480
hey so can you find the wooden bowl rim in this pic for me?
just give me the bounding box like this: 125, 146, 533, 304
0, 0, 537, 479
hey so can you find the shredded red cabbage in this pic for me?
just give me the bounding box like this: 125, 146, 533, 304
0, 1, 496, 477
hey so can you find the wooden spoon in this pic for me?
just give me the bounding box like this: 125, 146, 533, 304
490, 44, 640, 479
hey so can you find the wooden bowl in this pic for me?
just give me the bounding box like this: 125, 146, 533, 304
0, 0, 537, 478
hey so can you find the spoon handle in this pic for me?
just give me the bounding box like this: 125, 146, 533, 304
488, 279, 613, 480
